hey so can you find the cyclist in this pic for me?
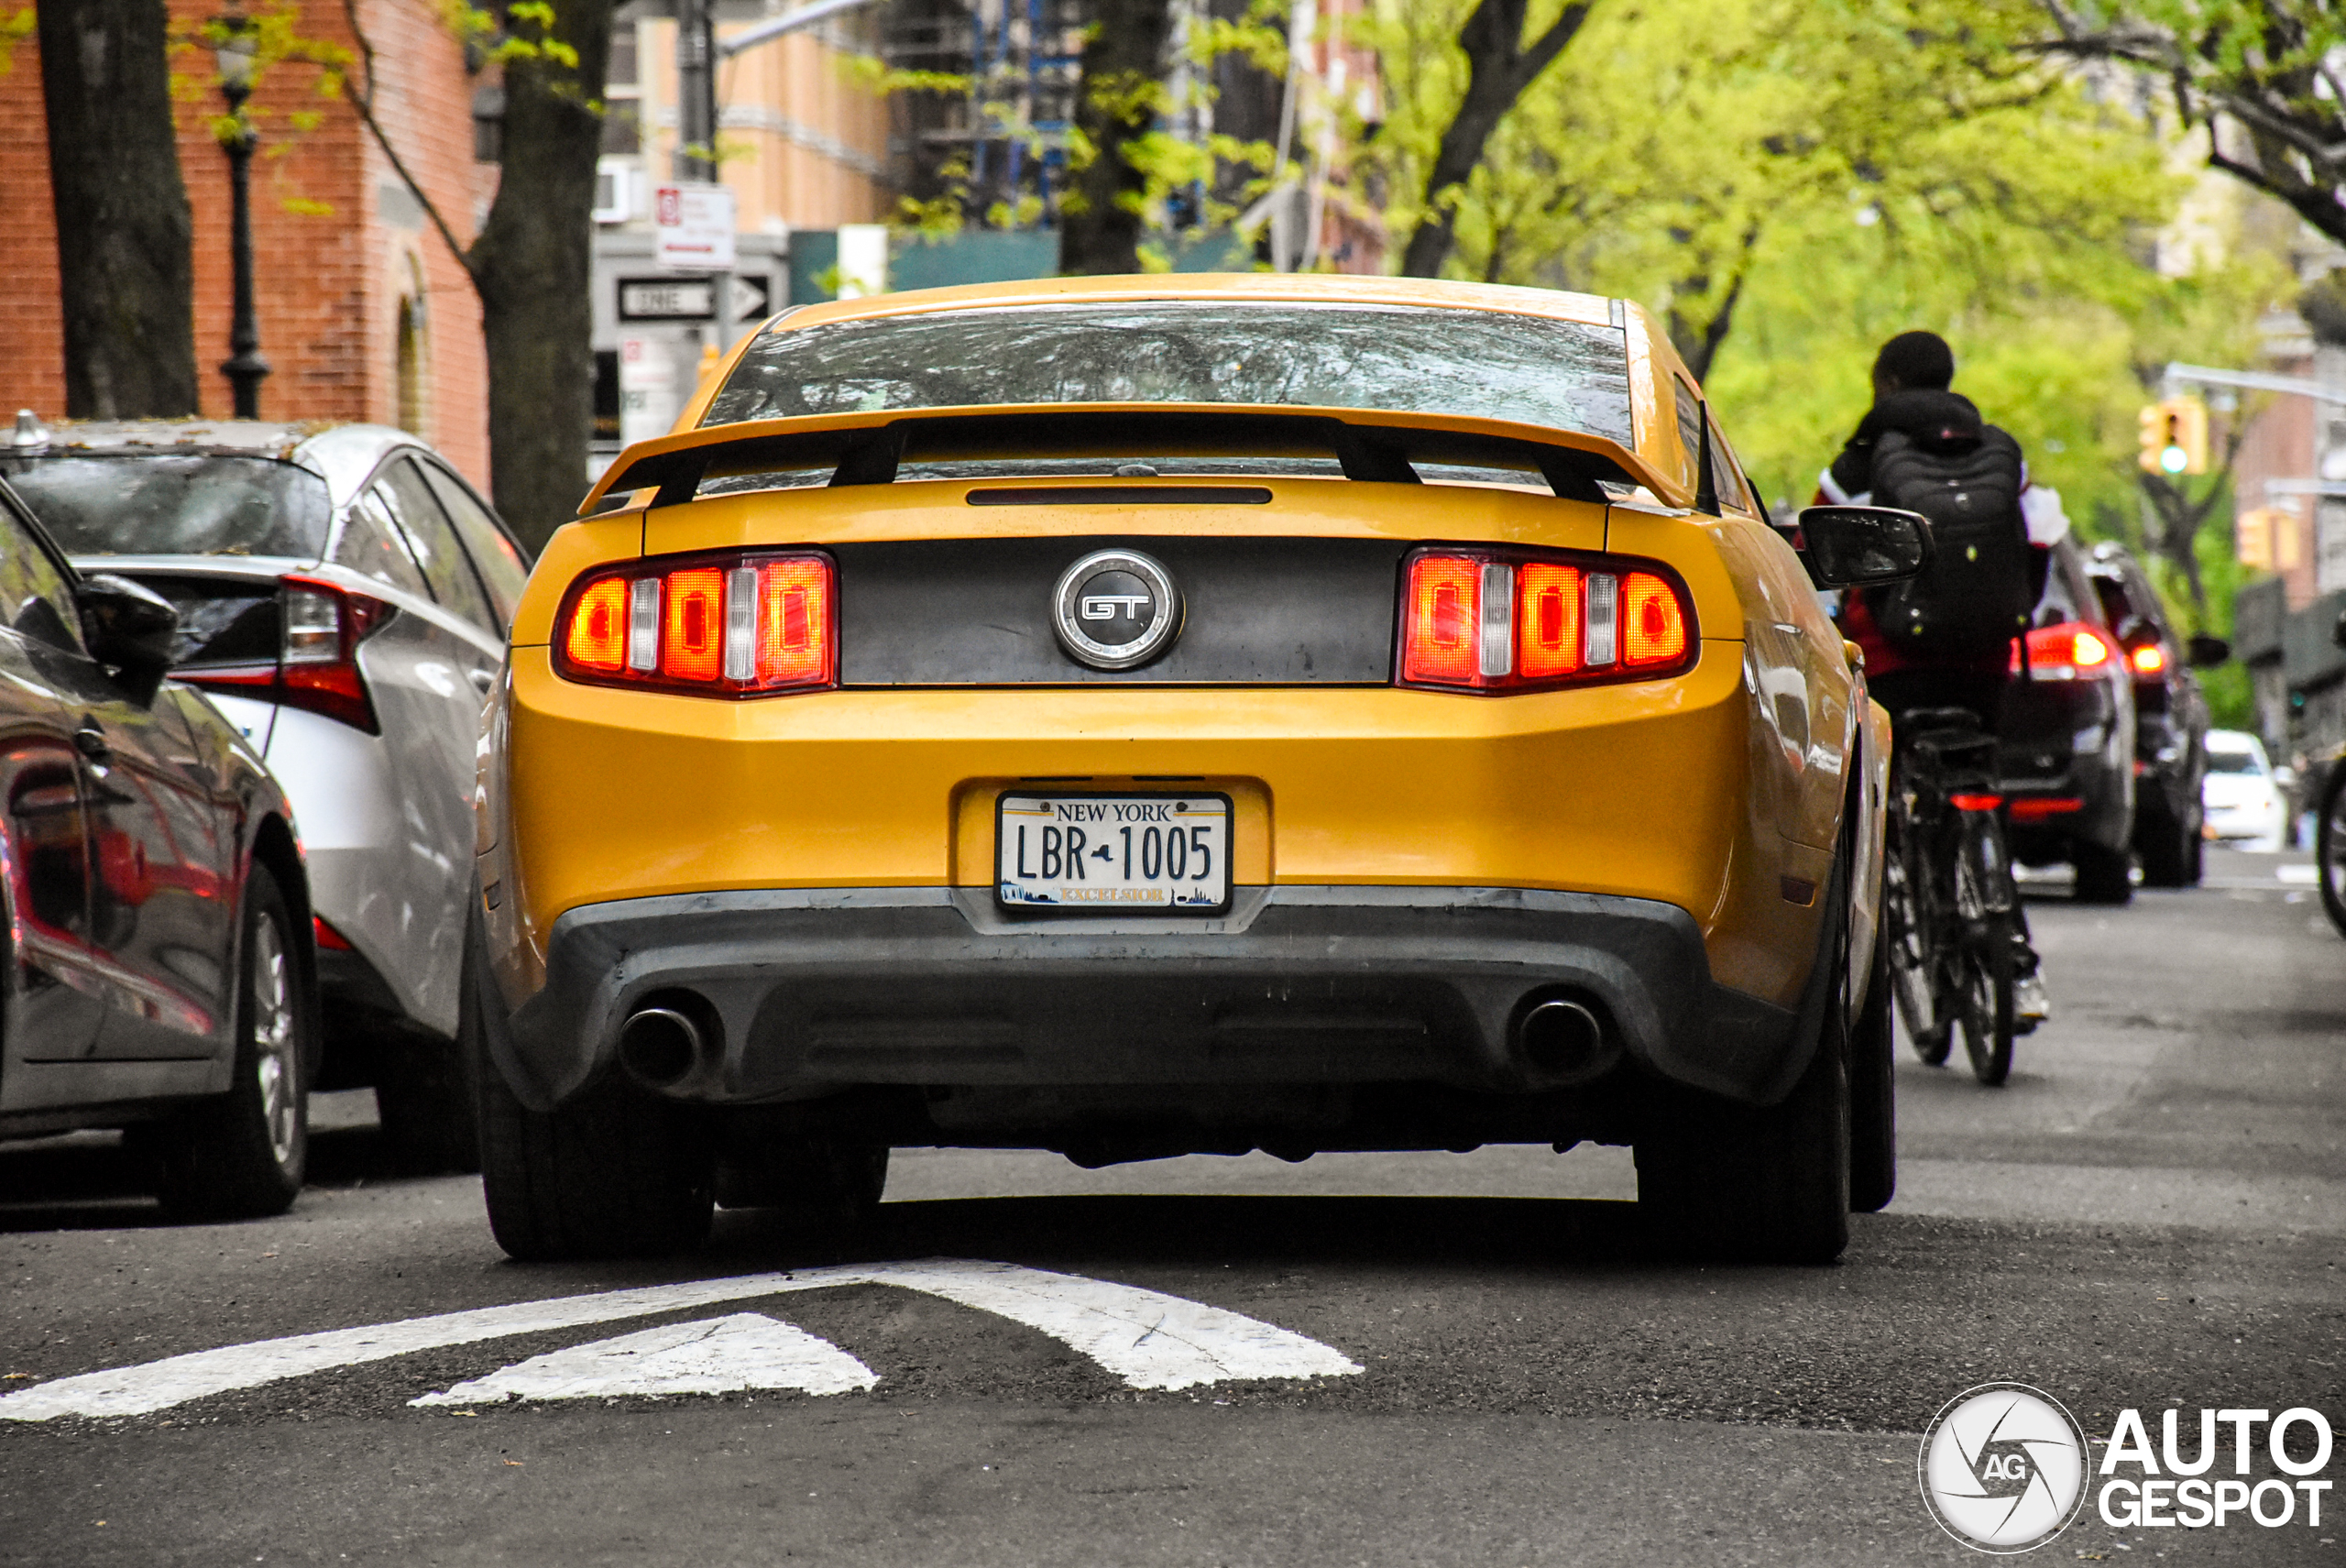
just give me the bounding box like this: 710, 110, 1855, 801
1817, 330, 2055, 1029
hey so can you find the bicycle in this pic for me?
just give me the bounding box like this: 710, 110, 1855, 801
1880, 707, 2020, 1086
2316, 751, 2346, 940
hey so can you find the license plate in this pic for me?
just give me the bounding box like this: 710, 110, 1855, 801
996, 793, 1233, 914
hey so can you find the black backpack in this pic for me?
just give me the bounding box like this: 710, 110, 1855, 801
1862, 424, 2034, 662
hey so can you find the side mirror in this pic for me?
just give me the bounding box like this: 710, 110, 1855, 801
1794, 505, 1934, 587
75, 573, 178, 705
2187, 633, 2231, 668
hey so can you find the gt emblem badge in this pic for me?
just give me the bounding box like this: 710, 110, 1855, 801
1052, 549, 1182, 671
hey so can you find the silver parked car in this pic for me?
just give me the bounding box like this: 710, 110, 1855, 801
0, 416, 529, 1169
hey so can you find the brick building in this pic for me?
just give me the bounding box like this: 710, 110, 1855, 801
0, 0, 494, 486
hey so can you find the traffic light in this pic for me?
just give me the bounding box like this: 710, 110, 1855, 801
2137, 396, 2209, 476
2238, 507, 2274, 569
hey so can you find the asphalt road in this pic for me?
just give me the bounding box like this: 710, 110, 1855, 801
1, 847, 2340, 1565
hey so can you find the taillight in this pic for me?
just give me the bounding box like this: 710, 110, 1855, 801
1948, 793, 2004, 813
1398, 548, 1693, 693
175, 575, 391, 733
2018, 621, 2114, 682
555, 550, 836, 697
2130, 642, 2166, 674
312, 915, 355, 951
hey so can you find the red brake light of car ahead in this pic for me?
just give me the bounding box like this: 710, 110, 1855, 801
174, 576, 392, 734
556, 550, 836, 697
1948, 793, 2003, 813
2016, 621, 2113, 683
2131, 642, 2167, 674
1398, 548, 1694, 693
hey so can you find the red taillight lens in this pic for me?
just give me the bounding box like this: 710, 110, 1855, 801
1948, 793, 2004, 812
2023, 621, 2115, 682
1401, 555, 1483, 685
1516, 564, 1583, 679
1398, 548, 1694, 693
176, 576, 390, 733
2130, 643, 2166, 674
565, 578, 629, 673
312, 915, 355, 951
554, 550, 837, 697
1621, 571, 1688, 668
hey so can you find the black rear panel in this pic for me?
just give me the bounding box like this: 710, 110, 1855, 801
836, 535, 1405, 685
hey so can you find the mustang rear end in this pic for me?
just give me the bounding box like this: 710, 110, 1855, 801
467, 276, 1894, 1266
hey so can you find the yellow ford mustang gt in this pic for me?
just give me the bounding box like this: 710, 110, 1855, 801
467, 274, 1924, 1264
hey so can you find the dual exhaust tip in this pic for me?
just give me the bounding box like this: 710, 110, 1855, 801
623, 987, 1615, 1090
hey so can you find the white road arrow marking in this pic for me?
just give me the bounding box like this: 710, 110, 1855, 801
411, 1313, 878, 1405
0, 1257, 1359, 1420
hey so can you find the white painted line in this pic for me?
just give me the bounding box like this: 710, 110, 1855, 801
2276, 863, 2319, 884
411, 1313, 877, 1406
0, 1257, 1359, 1420
872, 1257, 1362, 1390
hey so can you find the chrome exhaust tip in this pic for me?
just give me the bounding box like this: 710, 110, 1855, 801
618, 1005, 705, 1089
1516, 996, 1607, 1080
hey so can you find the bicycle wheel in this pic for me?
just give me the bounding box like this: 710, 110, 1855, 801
1957, 915, 2015, 1087
2319, 764, 2346, 940
1884, 836, 1950, 1064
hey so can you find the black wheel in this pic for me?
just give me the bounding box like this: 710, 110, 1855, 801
2185, 822, 2203, 886
2137, 810, 2195, 889
467, 914, 713, 1260
1847, 912, 1896, 1213
2070, 839, 2133, 905
1636, 859, 1852, 1264
148, 866, 312, 1221
1884, 833, 1951, 1064
2319, 766, 2346, 940
374, 1030, 482, 1176
1957, 916, 2016, 1087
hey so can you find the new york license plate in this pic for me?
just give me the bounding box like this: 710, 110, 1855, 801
995, 793, 1233, 914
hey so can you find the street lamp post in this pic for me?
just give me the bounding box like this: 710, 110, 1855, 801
214, 15, 269, 419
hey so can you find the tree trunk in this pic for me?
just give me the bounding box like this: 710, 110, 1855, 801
1396, 0, 1593, 280
35, 0, 199, 419
1060, 0, 1175, 275
466, 0, 616, 554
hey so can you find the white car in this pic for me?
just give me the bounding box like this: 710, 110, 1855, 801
0, 417, 528, 1170
2200, 729, 2287, 851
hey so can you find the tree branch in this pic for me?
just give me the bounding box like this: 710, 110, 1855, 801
340, 0, 479, 284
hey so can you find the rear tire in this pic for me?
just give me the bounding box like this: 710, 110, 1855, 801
2137, 812, 2196, 889
1637, 861, 1852, 1265
2070, 839, 2133, 905
1848, 917, 1896, 1213
2319, 765, 2346, 941
1957, 916, 2016, 1087
149, 866, 312, 1222
466, 915, 713, 1261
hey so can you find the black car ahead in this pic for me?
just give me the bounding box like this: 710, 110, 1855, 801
2084, 541, 2227, 888
0, 477, 319, 1219
1999, 534, 2137, 903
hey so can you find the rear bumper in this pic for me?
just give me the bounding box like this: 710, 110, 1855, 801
484, 885, 1814, 1116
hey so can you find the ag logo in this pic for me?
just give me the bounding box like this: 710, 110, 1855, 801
1052, 549, 1181, 671
1919, 1382, 2089, 1553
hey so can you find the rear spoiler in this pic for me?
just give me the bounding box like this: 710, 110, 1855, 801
576, 402, 1679, 515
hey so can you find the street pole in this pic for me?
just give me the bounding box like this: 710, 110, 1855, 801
214, 16, 269, 418
672, 0, 730, 350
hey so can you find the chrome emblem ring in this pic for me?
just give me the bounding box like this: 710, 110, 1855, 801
1051, 549, 1182, 671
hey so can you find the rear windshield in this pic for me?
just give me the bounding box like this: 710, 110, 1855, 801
2205, 748, 2264, 775
0, 454, 333, 560
703, 302, 1635, 445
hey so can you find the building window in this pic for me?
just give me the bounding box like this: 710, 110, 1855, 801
397, 295, 426, 435
472, 85, 505, 164
608, 24, 638, 87
601, 100, 641, 155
